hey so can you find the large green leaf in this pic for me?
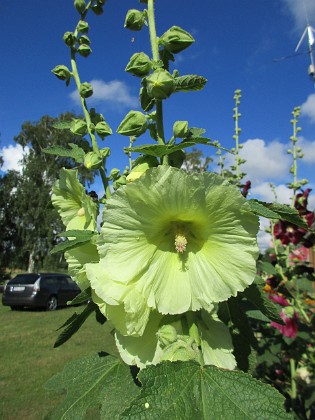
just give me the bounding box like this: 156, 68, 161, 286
121, 361, 291, 419
45, 354, 140, 419
44, 143, 86, 163
248, 199, 308, 229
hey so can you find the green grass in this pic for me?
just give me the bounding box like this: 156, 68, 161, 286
0, 300, 118, 419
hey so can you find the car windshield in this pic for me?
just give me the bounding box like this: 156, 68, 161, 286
9, 274, 39, 285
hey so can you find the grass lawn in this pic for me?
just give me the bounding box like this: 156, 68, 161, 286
0, 300, 118, 419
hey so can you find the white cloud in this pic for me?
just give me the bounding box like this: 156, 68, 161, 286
0, 144, 29, 173
282, 0, 315, 29
70, 79, 138, 108
251, 182, 292, 204
226, 139, 290, 184
299, 137, 315, 162
301, 93, 315, 124
257, 217, 272, 252
309, 193, 315, 210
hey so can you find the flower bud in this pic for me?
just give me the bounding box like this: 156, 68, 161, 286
95, 121, 112, 139
125, 52, 152, 77
76, 20, 89, 33
79, 82, 93, 98
109, 168, 120, 180
74, 0, 86, 14
113, 175, 127, 190
159, 26, 194, 53
126, 155, 159, 182
124, 9, 147, 31
100, 147, 110, 158
84, 152, 103, 170
77, 44, 92, 57
157, 325, 178, 347
145, 69, 175, 100
173, 121, 189, 138
63, 32, 76, 47
70, 119, 88, 136
79, 35, 91, 45
117, 111, 147, 137
91, 4, 103, 15
90, 108, 105, 125
52, 65, 71, 81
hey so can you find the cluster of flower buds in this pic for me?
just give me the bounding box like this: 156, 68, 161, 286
274, 189, 315, 248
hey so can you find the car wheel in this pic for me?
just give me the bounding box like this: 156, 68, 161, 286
46, 296, 58, 311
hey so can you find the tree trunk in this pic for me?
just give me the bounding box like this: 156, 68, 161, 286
27, 246, 35, 273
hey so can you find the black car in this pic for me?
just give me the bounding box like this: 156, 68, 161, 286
2, 273, 81, 311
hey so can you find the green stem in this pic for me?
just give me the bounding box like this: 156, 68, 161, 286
70, 52, 98, 153
290, 358, 297, 400
271, 221, 287, 283
147, 0, 166, 148
69, 2, 110, 194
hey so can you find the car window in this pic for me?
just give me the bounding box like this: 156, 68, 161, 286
9, 274, 39, 285
41, 276, 58, 286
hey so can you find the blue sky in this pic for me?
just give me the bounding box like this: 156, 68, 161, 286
1, 0, 315, 245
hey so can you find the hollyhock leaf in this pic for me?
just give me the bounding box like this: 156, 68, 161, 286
218, 299, 257, 373
247, 199, 280, 219
124, 142, 203, 157
242, 280, 284, 324
87, 166, 259, 325
54, 301, 96, 348
270, 203, 308, 229
174, 74, 207, 92
45, 353, 139, 420
68, 287, 91, 305
44, 143, 85, 163
248, 199, 308, 229
50, 232, 94, 254
121, 361, 291, 419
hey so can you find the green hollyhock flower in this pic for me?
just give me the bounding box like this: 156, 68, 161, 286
115, 310, 236, 370
52, 169, 99, 290
86, 166, 259, 334
52, 168, 98, 231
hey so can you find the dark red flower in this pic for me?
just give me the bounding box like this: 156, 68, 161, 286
271, 310, 299, 338
241, 180, 251, 198
273, 189, 315, 247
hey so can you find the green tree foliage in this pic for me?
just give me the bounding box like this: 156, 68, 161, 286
0, 113, 95, 272
183, 148, 212, 173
